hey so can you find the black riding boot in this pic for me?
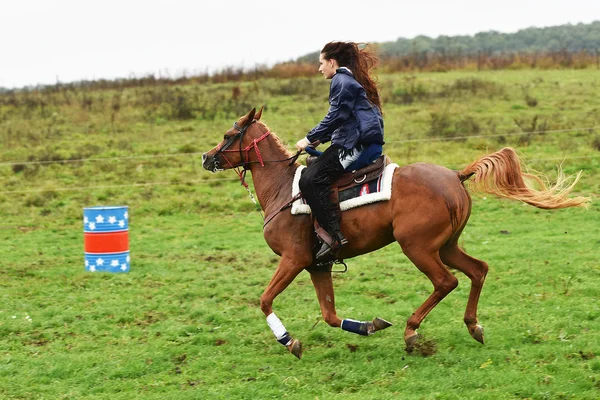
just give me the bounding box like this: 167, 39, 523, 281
298, 145, 348, 261
315, 207, 348, 260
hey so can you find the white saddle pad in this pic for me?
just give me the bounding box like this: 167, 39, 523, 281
291, 163, 398, 215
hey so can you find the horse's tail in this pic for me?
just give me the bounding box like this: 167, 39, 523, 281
458, 147, 589, 210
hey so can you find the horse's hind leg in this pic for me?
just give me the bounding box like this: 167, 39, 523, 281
401, 246, 459, 352
310, 269, 392, 336
440, 241, 489, 344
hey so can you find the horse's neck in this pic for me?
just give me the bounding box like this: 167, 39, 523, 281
248, 143, 297, 214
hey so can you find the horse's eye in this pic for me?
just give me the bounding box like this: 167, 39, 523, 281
223, 135, 229, 140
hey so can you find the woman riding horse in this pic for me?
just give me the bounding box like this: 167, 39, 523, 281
202, 107, 589, 359
295, 41, 385, 261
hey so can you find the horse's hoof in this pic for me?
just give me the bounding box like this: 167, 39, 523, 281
372, 317, 393, 331
365, 317, 393, 335
404, 332, 419, 353
472, 325, 484, 344
288, 339, 303, 359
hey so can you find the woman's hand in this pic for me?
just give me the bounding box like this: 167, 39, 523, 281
295, 138, 311, 151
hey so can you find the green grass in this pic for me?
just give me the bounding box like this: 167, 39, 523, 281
1, 70, 599, 399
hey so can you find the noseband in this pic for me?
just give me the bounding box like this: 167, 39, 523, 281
208, 117, 305, 217
212, 119, 272, 172
210, 118, 303, 191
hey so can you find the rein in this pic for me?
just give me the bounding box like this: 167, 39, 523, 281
263, 193, 303, 228
213, 120, 301, 187
211, 119, 304, 219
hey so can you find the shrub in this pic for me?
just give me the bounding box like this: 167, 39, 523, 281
442, 78, 505, 98
592, 136, 600, 151
388, 76, 429, 105
428, 112, 454, 137
177, 144, 198, 153
12, 164, 26, 173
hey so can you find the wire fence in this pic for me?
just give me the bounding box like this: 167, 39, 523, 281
0, 177, 241, 194
1, 151, 598, 195
1, 125, 598, 195
385, 127, 598, 144
1, 126, 597, 167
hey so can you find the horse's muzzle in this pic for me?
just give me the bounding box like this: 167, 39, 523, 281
202, 152, 222, 172
202, 152, 213, 171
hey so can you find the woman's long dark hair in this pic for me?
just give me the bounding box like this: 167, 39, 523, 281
321, 41, 382, 111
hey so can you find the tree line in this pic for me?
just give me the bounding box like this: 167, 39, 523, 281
298, 21, 600, 61
383, 21, 600, 55
2, 21, 599, 93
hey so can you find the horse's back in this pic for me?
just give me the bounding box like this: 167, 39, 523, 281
394, 162, 464, 195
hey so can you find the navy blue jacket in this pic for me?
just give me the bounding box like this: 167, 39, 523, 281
306, 68, 384, 150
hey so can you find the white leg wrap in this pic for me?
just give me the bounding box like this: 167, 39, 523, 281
266, 313, 287, 340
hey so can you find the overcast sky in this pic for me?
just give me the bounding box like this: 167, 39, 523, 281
1, 0, 598, 88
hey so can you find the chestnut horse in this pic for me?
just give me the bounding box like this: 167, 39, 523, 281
201, 108, 588, 359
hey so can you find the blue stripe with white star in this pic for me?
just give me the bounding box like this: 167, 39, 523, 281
85, 251, 130, 273
83, 206, 129, 232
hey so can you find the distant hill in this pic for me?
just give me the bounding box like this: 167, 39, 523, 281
4, 21, 598, 92
298, 21, 600, 62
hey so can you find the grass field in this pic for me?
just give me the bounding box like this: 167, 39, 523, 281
1, 70, 599, 399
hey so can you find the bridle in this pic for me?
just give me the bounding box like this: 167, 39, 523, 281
209, 117, 309, 234
212, 119, 263, 171
210, 119, 301, 187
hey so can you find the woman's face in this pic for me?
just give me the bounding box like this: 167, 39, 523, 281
318, 53, 338, 79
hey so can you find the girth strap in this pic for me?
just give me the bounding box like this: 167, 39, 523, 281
263, 193, 303, 228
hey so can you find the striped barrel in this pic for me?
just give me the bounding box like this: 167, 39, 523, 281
83, 206, 130, 273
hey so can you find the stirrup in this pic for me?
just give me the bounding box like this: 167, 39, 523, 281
314, 259, 348, 273
316, 236, 348, 260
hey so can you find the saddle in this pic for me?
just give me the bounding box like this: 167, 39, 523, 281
305, 154, 392, 266
306, 154, 391, 192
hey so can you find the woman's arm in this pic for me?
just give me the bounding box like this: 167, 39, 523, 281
306, 76, 356, 145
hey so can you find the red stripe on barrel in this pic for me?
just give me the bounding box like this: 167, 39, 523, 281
84, 231, 129, 253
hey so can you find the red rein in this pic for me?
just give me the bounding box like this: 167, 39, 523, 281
217, 131, 271, 187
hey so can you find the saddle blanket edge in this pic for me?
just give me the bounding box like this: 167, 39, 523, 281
291, 163, 399, 215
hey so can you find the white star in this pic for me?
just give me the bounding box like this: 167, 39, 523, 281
120, 264, 127, 271
108, 216, 117, 224
85, 260, 89, 267
95, 214, 105, 223
84, 216, 89, 224
90, 265, 96, 272
126, 255, 130, 263
111, 260, 119, 267
96, 258, 104, 266
118, 220, 125, 228
124, 211, 128, 220
88, 222, 96, 230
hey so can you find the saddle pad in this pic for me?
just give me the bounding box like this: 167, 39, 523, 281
291, 163, 399, 215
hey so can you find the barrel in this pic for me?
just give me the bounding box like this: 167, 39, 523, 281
83, 206, 130, 273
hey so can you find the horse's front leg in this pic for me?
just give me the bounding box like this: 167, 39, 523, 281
310, 269, 393, 336
260, 256, 306, 359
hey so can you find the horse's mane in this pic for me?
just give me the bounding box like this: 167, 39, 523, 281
257, 121, 293, 157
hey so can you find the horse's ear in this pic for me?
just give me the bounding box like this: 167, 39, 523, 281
255, 105, 264, 121
246, 108, 256, 125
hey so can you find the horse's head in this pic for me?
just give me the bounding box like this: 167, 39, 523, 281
202, 107, 267, 172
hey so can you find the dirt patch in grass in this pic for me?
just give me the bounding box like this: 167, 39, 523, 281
407, 337, 438, 357
346, 343, 359, 353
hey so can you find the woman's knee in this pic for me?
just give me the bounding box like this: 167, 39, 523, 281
299, 173, 312, 191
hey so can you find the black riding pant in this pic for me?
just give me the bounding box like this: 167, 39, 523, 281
298, 145, 346, 237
